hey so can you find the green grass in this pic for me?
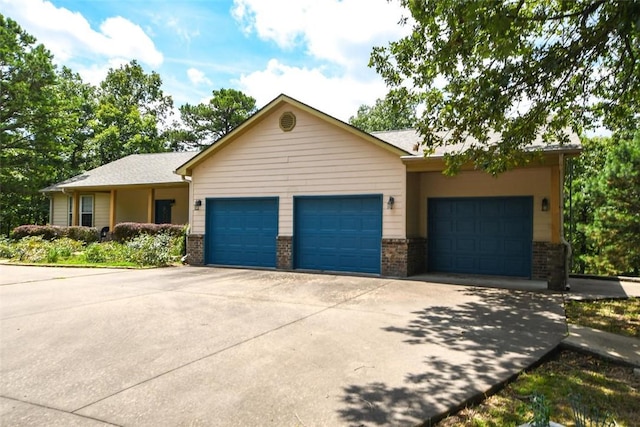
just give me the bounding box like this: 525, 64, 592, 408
437, 298, 640, 426
565, 297, 640, 338
437, 351, 640, 426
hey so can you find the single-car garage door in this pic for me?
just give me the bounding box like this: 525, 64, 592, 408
294, 195, 382, 274
205, 197, 278, 267
428, 196, 533, 277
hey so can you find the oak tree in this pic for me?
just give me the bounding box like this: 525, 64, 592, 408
371, 0, 640, 173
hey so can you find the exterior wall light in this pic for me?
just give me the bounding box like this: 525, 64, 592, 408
387, 196, 395, 210
194, 199, 202, 210
541, 197, 549, 212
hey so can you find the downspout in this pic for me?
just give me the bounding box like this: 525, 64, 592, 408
559, 153, 572, 291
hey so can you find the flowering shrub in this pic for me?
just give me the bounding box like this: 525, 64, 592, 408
112, 223, 185, 243
10, 225, 99, 243
126, 233, 175, 266
0, 236, 16, 259
4, 229, 182, 267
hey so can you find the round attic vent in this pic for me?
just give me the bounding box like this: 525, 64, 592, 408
279, 111, 296, 132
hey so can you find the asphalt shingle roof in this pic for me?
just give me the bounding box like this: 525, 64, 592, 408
42, 152, 197, 192
372, 128, 582, 156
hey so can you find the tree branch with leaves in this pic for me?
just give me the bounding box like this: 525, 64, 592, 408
371, 0, 640, 174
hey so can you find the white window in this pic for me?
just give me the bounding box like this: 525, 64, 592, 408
80, 195, 93, 227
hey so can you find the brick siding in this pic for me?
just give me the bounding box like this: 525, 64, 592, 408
186, 234, 204, 265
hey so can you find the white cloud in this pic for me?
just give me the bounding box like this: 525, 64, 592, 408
187, 68, 212, 86
231, 0, 409, 71
1, 0, 163, 66
74, 58, 131, 86
231, 0, 411, 120
237, 59, 388, 121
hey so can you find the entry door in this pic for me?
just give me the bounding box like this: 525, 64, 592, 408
155, 200, 172, 224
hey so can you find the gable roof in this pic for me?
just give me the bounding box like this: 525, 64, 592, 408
42, 151, 196, 192
174, 93, 411, 176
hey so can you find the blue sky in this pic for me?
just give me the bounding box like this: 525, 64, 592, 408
1, 0, 410, 121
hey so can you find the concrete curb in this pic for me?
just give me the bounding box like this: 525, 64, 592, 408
570, 273, 640, 284
560, 325, 640, 368
422, 346, 562, 426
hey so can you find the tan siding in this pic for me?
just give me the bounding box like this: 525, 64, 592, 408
51, 194, 70, 226
406, 173, 421, 237
116, 189, 148, 223
192, 104, 406, 238
155, 187, 189, 225
94, 193, 110, 230
418, 168, 552, 241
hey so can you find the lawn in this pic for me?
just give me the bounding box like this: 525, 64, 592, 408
435, 297, 640, 426
565, 297, 640, 338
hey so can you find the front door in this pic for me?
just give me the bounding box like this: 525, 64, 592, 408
155, 200, 172, 224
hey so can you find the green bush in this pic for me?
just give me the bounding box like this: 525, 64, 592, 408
14, 236, 49, 263
66, 226, 100, 243
127, 233, 175, 266
52, 238, 84, 258
112, 222, 185, 243
83, 242, 128, 263
0, 236, 16, 259
11, 236, 85, 263
10, 225, 99, 243
11, 225, 65, 241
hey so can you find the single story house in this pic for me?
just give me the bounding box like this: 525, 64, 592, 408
41, 94, 580, 288
42, 151, 195, 232
175, 94, 581, 289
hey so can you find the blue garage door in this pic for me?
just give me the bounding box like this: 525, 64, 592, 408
294, 195, 382, 274
428, 197, 533, 277
205, 198, 278, 267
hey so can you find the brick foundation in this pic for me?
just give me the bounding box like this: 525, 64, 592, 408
381, 238, 426, 277
277, 236, 293, 270
533, 241, 567, 290
186, 234, 204, 265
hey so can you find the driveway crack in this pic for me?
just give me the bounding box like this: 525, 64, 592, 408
1, 395, 121, 426
71, 279, 394, 414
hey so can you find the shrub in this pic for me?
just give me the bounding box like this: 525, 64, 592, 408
13, 236, 49, 263
84, 243, 107, 263
10, 225, 99, 243
0, 236, 16, 259
11, 225, 65, 241
112, 222, 186, 243
52, 238, 84, 258
127, 233, 175, 266
66, 226, 100, 243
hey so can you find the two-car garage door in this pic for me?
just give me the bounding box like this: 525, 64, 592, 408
428, 196, 533, 277
205, 195, 382, 274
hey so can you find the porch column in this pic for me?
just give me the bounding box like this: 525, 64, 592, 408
72, 191, 79, 226
147, 188, 155, 223
109, 189, 117, 230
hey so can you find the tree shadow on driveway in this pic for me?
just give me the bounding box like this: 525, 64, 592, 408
337, 287, 567, 426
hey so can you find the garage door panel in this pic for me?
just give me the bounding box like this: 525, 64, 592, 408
295, 195, 382, 274
206, 198, 278, 268
428, 197, 533, 277
456, 220, 475, 233
457, 238, 476, 252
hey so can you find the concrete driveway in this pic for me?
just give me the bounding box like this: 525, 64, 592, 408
0, 265, 566, 426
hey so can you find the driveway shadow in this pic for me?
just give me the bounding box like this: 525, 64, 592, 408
337, 287, 566, 426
